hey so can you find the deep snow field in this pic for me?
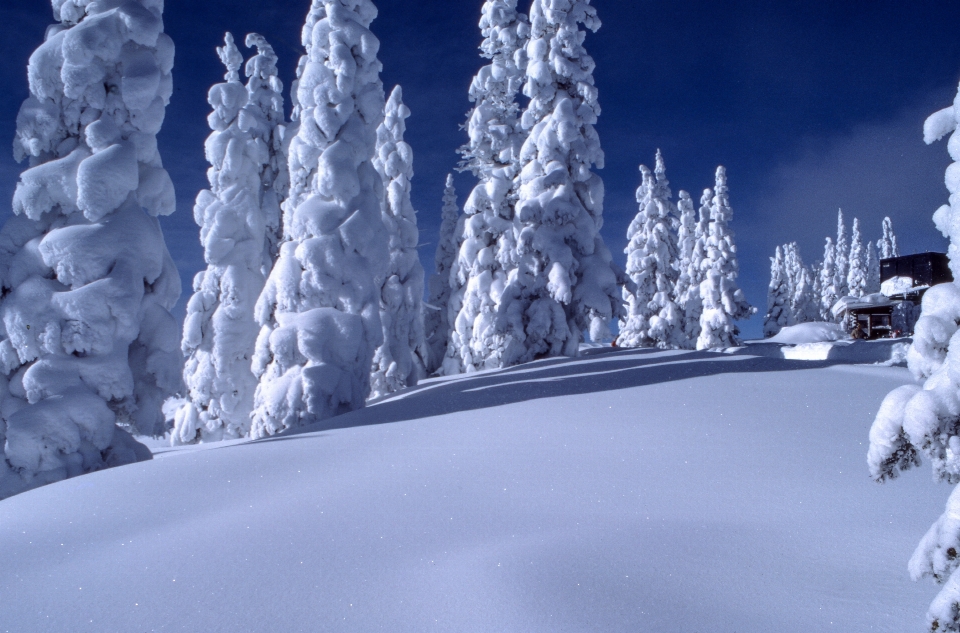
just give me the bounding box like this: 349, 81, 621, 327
0, 345, 948, 632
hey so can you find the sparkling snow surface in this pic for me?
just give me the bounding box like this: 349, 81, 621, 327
0, 348, 945, 632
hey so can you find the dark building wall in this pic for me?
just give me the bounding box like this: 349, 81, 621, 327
880, 252, 952, 287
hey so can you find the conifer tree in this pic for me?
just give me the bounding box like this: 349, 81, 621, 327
879, 216, 900, 259
424, 175, 462, 374
673, 189, 700, 348
250, 0, 388, 438
819, 237, 839, 320
865, 240, 881, 294
847, 217, 867, 298
764, 246, 792, 337
678, 188, 713, 346
834, 209, 849, 298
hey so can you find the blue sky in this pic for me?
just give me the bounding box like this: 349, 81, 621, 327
2, 1, 960, 338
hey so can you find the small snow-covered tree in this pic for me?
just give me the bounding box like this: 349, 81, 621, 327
810, 260, 823, 313
782, 242, 801, 298
677, 188, 713, 347
819, 237, 839, 320
170, 34, 287, 445
793, 266, 819, 323
498, 0, 623, 363
620, 153, 682, 349
866, 240, 881, 294
673, 189, 700, 348
449, 0, 529, 372
370, 86, 427, 398
834, 209, 849, 299
0, 0, 180, 498
879, 216, 900, 260
847, 217, 867, 298
764, 246, 792, 337
868, 87, 960, 633
424, 174, 462, 375
696, 167, 755, 350
250, 0, 388, 438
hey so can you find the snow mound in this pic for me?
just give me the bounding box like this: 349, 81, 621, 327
766, 321, 847, 344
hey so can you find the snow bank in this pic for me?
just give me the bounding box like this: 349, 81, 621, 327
767, 322, 847, 345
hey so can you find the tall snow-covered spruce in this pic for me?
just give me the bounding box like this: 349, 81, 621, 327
764, 246, 792, 337
170, 33, 286, 444
250, 0, 388, 438
868, 83, 960, 633
673, 189, 701, 348
424, 174, 462, 375
819, 237, 839, 320
879, 216, 900, 260
450, 0, 528, 372
847, 217, 867, 298
499, 0, 623, 363
620, 152, 682, 349
0, 0, 180, 498
369, 86, 426, 398
696, 167, 754, 350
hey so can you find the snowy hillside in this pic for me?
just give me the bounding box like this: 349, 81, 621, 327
0, 347, 946, 632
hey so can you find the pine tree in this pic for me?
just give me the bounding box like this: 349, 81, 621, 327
620, 153, 682, 348
677, 188, 713, 347
847, 217, 867, 298
819, 237, 839, 320
696, 167, 755, 349
764, 246, 792, 337
450, 0, 529, 372
370, 86, 427, 398
868, 85, 960, 633
424, 174, 462, 375
865, 240, 881, 294
879, 216, 900, 260
498, 0, 623, 363
834, 209, 849, 298
793, 266, 819, 323
673, 189, 699, 348
0, 0, 179, 498
250, 0, 388, 438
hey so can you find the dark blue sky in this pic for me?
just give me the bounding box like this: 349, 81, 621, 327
2, 1, 960, 338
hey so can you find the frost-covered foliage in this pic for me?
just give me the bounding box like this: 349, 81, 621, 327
819, 237, 839, 321
696, 167, 754, 350
497, 0, 623, 363
834, 209, 849, 299
673, 189, 701, 348
847, 217, 867, 298
764, 246, 792, 338
869, 86, 960, 632
620, 153, 681, 349
0, 0, 181, 498
793, 265, 819, 324
449, 0, 529, 373
866, 240, 881, 294
879, 216, 900, 260
370, 86, 426, 398
170, 33, 287, 445
424, 174, 462, 375
250, 0, 388, 438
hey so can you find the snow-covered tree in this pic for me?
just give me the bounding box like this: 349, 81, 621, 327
673, 189, 700, 348
879, 216, 900, 260
696, 167, 754, 350
792, 266, 819, 323
834, 209, 849, 299
370, 86, 426, 398
498, 0, 623, 363
847, 217, 867, 298
764, 246, 792, 337
620, 153, 682, 349
819, 237, 839, 320
250, 0, 388, 438
868, 87, 960, 633
424, 174, 462, 374
810, 260, 823, 313
866, 240, 881, 294
0, 0, 180, 498
170, 34, 287, 445
448, 0, 529, 373
677, 188, 713, 347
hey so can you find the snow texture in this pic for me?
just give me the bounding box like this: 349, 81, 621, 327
170, 33, 287, 445
424, 174, 462, 375
696, 167, 754, 350
497, 0, 623, 364
447, 0, 529, 374
765, 321, 847, 345
250, 0, 388, 438
620, 152, 682, 349
0, 0, 180, 499
370, 85, 426, 398
869, 83, 960, 632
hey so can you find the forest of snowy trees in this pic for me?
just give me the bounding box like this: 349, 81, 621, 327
0, 0, 755, 498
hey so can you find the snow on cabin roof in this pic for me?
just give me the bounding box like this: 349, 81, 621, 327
831, 293, 893, 318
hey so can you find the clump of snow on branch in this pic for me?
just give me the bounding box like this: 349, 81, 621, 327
169, 33, 287, 445
370, 85, 426, 398
0, 0, 180, 498
250, 0, 387, 437
424, 175, 463, 375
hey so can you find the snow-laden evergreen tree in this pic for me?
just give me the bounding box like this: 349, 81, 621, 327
868, 87, 960, 633
764, 246, 792, 337
834, 209, 849, 299
498, 0, 623, 363
369, 86, 426, 398
866, 240, 881, 294
819, 237, 839, 320
782, 242, 801, 299
170, 33, 287, 445
847, 217, 867, 298
810, 260, 823, 312
696, 167, 754, 350
250, 0, 388, 438
792, 266, 819, 323
620, 153, 682, 348
677, 188, 713, 347
879, 216, 900, 260
449, 0, 529, 372
0, 0, 180, 498
424, 174, 462, 375
673, 189, 700, 348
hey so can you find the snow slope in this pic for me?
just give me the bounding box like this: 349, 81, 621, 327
0, 348, 946, 632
